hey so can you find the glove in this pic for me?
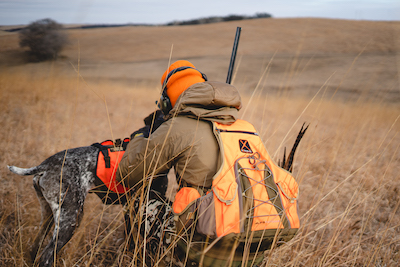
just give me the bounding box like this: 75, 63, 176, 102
130, 125, 150, 139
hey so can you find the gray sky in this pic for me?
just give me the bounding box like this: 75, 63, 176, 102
0, 0, 399, 26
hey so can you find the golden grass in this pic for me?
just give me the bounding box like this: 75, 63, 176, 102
0, 18, 399, 266
0, 63, 398, 266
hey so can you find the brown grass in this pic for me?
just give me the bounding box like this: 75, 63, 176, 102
0, 18, 399, 266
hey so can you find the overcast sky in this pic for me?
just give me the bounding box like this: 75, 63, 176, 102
0, 0, 399, 26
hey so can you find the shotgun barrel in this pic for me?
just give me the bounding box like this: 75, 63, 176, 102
226, 27, 241, 84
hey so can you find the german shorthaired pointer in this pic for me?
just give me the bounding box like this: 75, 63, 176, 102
7, 110, 168, 267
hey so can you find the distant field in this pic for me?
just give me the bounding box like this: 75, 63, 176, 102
0, 18, 399, 266
2, 18, 400, 101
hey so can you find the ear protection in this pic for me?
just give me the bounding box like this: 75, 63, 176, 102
159, 66, 208, 115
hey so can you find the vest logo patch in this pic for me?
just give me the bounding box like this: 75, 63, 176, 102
239, 139, 253, 153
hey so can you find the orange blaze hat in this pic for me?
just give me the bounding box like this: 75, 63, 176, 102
161, 60, 206, 108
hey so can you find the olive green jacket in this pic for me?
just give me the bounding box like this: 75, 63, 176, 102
116, 81, 242, 189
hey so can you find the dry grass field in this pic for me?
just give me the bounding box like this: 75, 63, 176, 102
0, 18, 399, 266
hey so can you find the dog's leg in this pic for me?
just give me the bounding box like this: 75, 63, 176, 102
30, 177, 54, 265
38, 187, 86, 267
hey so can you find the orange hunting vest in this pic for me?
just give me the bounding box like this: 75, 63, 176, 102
94, 139, 130, 194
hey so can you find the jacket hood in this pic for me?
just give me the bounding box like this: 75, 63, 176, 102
165, 81, 242, 124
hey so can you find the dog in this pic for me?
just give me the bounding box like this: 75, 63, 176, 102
7, 110, 166, 267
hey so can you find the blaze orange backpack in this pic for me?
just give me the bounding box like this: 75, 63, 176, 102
172, 119, 300, 266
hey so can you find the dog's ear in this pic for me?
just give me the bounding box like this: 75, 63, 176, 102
144, 110, 164, 127
143, 113, 153, 126
144, 110, 159, 126
155, 109, 163, 119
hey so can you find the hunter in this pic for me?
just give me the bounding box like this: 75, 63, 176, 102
116, 60, 286, 266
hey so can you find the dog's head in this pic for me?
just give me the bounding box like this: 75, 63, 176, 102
143, 109, 165, 131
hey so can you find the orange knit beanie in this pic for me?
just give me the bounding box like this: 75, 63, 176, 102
161, 60, 206, 108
